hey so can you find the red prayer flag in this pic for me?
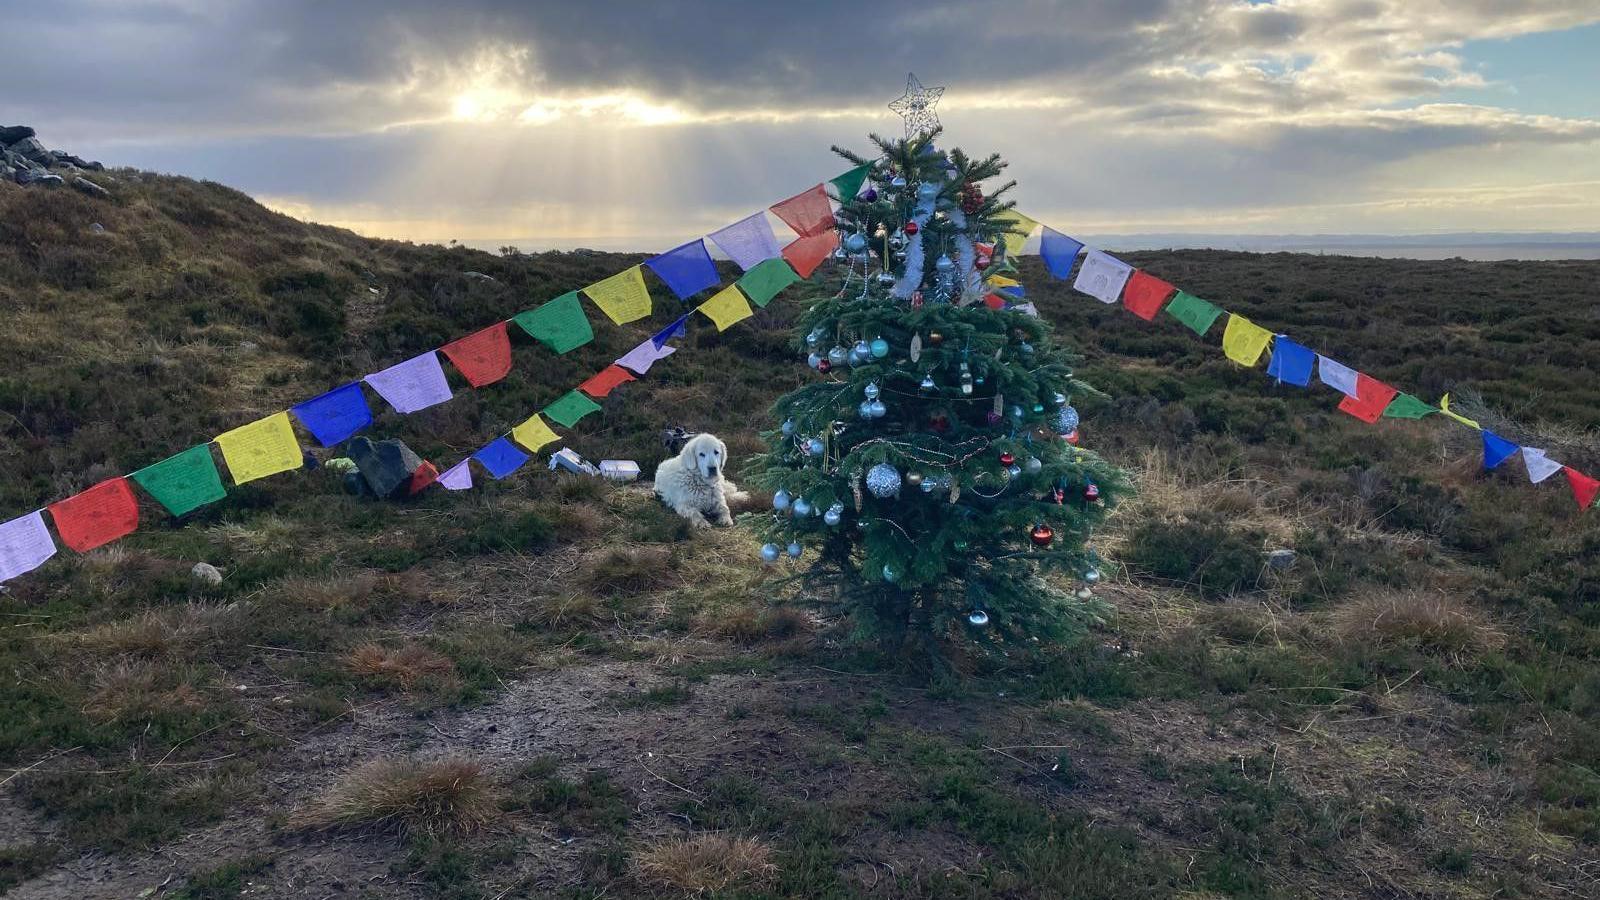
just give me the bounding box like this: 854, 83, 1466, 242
1121, 270, 1176, 321
579, 364, 636, 399
782, 230, 839, 279
440, 321, 513, 388
408, 460, 439, 495
1565, 467, 1600, 511
48, 477, 140, 552
983, 293, 1006, 309
1337, 373, 1399, 424
770, 184, 835, 238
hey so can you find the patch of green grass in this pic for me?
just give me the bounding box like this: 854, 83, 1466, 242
0, 842, 61, 893
611, 681, 693, 709
18, 762, 257, 853
171, 853, 275, 900
505, 758, 631, 836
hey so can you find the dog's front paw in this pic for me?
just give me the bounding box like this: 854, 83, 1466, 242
714, 514, 734, 527
690, 517, 713, 529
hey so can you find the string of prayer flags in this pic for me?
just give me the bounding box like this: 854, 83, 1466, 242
48, 477, 139, 553
993, 209, 1039, 242
440, 322, 514, 387
1222, 314, 1273, 367
514, 292, 594, 354
709, 212, 783, 273
647, 239, 720, 301
1481, 431, 1520, 469
408, 462, 439, 495
365, 351, 453, 414
291, 382, 373, 447
770, 184, 834, 238
510, 413, 560, 454
1073, 250, 1134, 304
1121, 270, 1176, 321
1439, 394, 1481, 430
0, 510, 55, 582
1521, 448, 1563, 484
829, 163, 872, 202
1039, 227, 1084, 279
473, 437, 529, 480
697, 285, 753, 332
1266, 336, 1315, 386
131, 445, 226, 516
1337, 374, 1399, 424
543, 391, 602, 429
581, 266, 653, 326
782, 230, 839, 279
578, 365, 635, 399
1164, 291, 1224, 337
737, 258, 801, 307
1566, 467, 1600, 510
1383, 393, 1438, 419
617, 338, 676, 375
653, 313, 691, 349
1317, 356, 1360, 397
436, 459, 473, 491
215, 411, 302, 485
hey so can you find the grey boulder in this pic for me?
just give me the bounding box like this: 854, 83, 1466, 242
71, 177, 110, 199
0, 125, 35, 146
347, 436, 425, 499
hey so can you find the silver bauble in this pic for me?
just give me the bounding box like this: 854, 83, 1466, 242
866, 463, 902, 498
781, 417, 796, 436
864, 381, 880, 401
792, 497, 812, 518
760, 543, 781, 564
828, 346, 849, 367
1084, 569, 1102, 584
787, 542, 803, 559
1056, 405, 1080, 434
859, 400, 874, 419
868, 399, 886, 418
824, 503, 843, 526
1025, 456, 1043, 474
807, 352, 822, 369
967, 610, 990, 627
773, 489, 791, 511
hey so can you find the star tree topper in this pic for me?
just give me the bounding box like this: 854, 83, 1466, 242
889, 73, 944, 138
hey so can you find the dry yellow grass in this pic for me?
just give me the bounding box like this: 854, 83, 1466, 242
1329, 589, 1505, 660
634, 833, 777, 893
291, 757, 497, 836
72, 603, 240, 656
84, 659, 204, 722
343, 643, 457, 690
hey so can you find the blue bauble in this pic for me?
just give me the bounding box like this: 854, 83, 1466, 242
853, 339, 872, 358
935, 254, 954, 272
844, 233, 867, 253
870, 337, 889, 359
828, 346, 849, 367
882, 564, 899, 583
1025, 456, 1043, 474
787, 542, 803, 559
792, 497, 812, 518
866, 463, 902, 498
967, 610, 990, 627
847, 348, 864, 367
807, 352, 822, 369
824, 503, 843, 526
868, 399, 886, 418
864, 381, 880, 401
1055, 405, 1080, 434
760, 543, 781, 564
781, 417, 796, 437
858, 188, 878, 202
805, 438, 826, 456
859, 400, 874, 419
773, 489, 791, 511
916, 182, 939, 202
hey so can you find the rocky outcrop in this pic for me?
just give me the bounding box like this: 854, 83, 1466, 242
1, 125, 109, 196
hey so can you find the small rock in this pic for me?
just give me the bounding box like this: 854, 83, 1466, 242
71, 176, 110, 199
462, 271, 497, 282
0, 125, 36, 146
16, 169, 63, 186
1266, 548, 1297, 570
237, 340, 258, 353
90, 222, 106, 233
191, 562, 224, 587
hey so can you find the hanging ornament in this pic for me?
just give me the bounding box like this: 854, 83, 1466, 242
870, 336, 889, 359
848, 348, 865, 367
858, 400, 874, 419
1010, 405, 1024, 421
903, 220, 919, 235
844, 233, 867, 253
817, 359, 832, 374
1032, 403, 1044, 413
953, 538, 969, 551
859, 188, 878, 202
916, 182, 939, 202
1025, 456, 1042, 474
929, 412, 950, 433
868, 399, 887, 418
920, 373, 936, 392
1051, 486, 1065, 504
792, 497, 813, 518
920, 476, 938, 494
905, 471, 924, 489
807, 352, 822, 370
1055, 405, 1079, 434
1084, 481, 1101, 502
824, 502, 843, 526
828, 346, 849, 368
882, 564, 899, 583
1084, 568, 1102, 584
1018, 341, 1034, 357
910, 290, 924, 309
986, 410, 1003, 425
787, 542, 803, 559
927, 331, 943, 346
805, 437, 826, 457
959, 362, 973, 396
1075, 587, 1094, 600
891, 174, 908, 188
1053, 392, 1068, 406
1063, 429, 1080, 445
999, 452, 1016, 466
773, 489, 792, 512
876, 271, 896, 284
967, 609, 990, 627
866, 463, 902, 498
935, 254, 954, 273
781, 418, 796, 437
760, 543, 781, 564
864, 381, 880, 401
909, 333, 923, 361
806, 328, 824, 349
1007, 465, 1022, 478
974, 256, 990, 271
831, 245, 847, 260
1030, 523, 1055, 548
888, 233, 906, 251
853, 339, 872, 359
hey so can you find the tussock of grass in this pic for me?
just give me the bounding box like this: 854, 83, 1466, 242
703, 605, 812, 645
578, 546, 678, 597
344, 643, 456, 690
1330, 590, 1504, 659
85, 659, 204, 722
272, 573, 381, 610
292, 757, 497, 836
633, 832, 777, 893
72, 603, 240, 657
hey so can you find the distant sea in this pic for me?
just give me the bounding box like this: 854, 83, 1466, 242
1080, 233, 1600, 261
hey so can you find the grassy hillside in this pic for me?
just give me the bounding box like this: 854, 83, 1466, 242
2, 173, 1599, 899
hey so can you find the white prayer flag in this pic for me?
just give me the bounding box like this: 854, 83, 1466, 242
436, 459, 474, 491
1317, 356, 1359, 397
1072, 250, 1134, 304
364, 352, 453, 414
1522, 448, 1563, 484
0, 510, 56, 582
709, 212, 783, 272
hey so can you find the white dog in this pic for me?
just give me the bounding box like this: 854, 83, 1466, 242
654, 433, 747, 528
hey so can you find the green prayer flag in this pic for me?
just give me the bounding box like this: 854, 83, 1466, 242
737, 258, 801, 307
130, 444, 227, 516
1165, 291, 1224, 337
513, 292, 593, 354
1383, 393, 1438, 419
828, 163, 872, 201
543, 390, 603, 428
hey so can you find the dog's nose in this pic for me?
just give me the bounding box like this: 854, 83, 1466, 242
707, 466, 718, 477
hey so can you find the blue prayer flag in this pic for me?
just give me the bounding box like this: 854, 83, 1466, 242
474, 437, 530, 480
646, 239, 720, 301
652, 313, 691, 349
1039, 227, 1084, 279
1482, 430, 1520, 469
1266, 336, 1315, 387
290, 382, 372, 447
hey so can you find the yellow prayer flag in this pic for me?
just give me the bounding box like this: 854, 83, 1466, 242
697, 284, 753, 332
581, 265, 652, 325
986, 274, 1021, 288
511, 413, 559, 454
214, 411, 301, 485
993, 210, 1038, 241
1221, 314, 1273, 367
1439, 393, 1481, 430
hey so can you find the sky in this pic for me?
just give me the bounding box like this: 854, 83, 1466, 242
4, 0, 1599, 250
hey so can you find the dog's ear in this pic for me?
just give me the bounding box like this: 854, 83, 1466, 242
679, 434, 701, 463
716, 437, 728, 465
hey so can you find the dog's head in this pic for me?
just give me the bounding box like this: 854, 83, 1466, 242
679, 432, 727, 481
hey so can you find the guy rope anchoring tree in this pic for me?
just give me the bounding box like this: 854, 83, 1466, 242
752, 123, 1130, 663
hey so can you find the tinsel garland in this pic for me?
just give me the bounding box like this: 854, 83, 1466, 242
891, 192, 937, 300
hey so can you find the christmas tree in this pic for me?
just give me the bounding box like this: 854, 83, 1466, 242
752, 127, 1130, 659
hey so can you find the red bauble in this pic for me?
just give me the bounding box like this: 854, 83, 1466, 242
930, 413, 950, 433
1063, 430, 1080, 445
903, 221, 919, 235
911, 290, 924, 308
986, 411, 1003, 425
1051, 487, 1065, 504
1030, 523, 1054, 548
999, 452, 1016, 466
1084, 482, 1101, 502
974, 256, 990, 270
817, 359, 831, 373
